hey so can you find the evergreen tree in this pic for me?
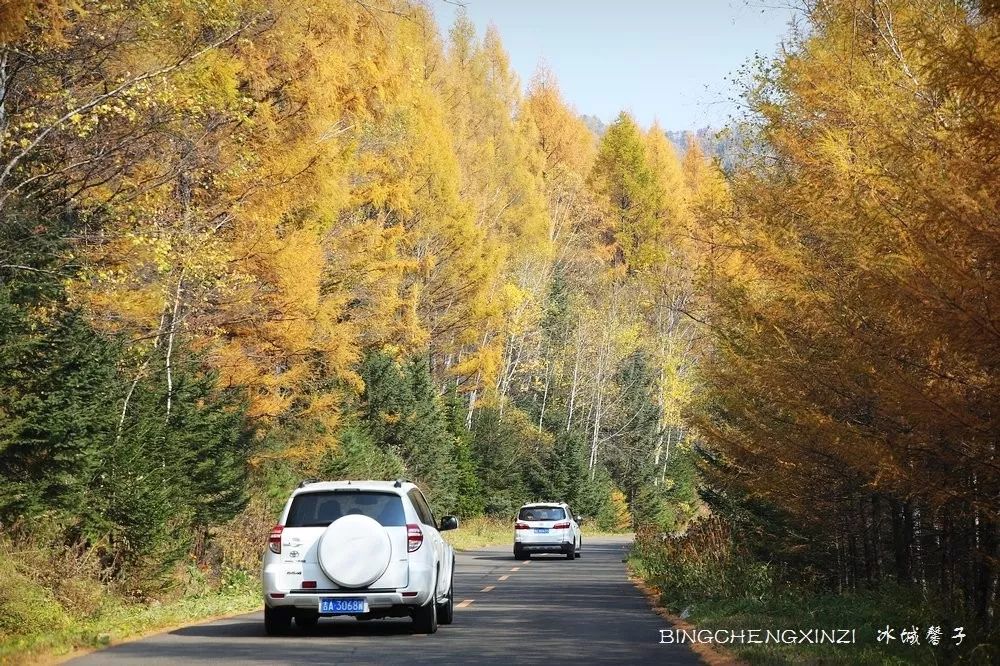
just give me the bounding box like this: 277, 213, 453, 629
603, 350, 665, 526
549, 427, 587, 508
443, 386, 483, 517
404, 356, 459, 515
93, 341, 250, 575
0, 215, 249, 578
470, 407, 539, 515
0, 211, 122, 527
0, 291, 122, 523
358, 351, 459, 516
320, 422, 406, 482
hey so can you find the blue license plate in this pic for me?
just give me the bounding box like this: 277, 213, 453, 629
320, 598, 366, 614
534, 528, 549, 534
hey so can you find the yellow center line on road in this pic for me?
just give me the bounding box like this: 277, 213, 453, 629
521, 560, 530, 564
480, 585, 495, 592
498, 574, 510, 581
510, 567, 521, 571
456, 599, 474, 608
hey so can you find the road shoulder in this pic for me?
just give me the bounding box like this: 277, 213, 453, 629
627, 569, 745, 666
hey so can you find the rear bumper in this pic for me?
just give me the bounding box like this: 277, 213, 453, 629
262, 560, 435, 613
515, 529, 570, 545
265, 590, 424, 615
515, 541, 574, 554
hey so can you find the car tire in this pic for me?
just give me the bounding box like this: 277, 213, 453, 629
437, 561, 455, 625
295, 614, 319, 630
566, 547, 575, 560
575, 537, 582, 558
264, 606, 292, 635
413, 571, 439, 634
513, 545, 525, 560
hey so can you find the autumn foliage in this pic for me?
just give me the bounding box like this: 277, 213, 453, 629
0, 0, 717, 600
691, 0, 999, 628
1, 0, 995, 648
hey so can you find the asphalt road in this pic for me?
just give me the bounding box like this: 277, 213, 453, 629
70, 536, 701, 665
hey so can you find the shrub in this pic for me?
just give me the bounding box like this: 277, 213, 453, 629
0, 555, 70, 640
631, 516, 774, 611
214, 498, 276, 573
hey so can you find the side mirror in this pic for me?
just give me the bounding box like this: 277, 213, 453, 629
575, 515, 584, 524
439, 515, 459, 531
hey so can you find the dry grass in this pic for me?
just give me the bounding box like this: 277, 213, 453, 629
0, 527, 259, 665
443, 516, 512, 551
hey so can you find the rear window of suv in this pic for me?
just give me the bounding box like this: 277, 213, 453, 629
518, 506, 565, 521
286, 491, 406, 527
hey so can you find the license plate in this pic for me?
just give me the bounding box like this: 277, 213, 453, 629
320, 598, 367, 614
534, 528, 549, 534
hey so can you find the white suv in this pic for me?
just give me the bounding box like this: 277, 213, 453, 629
513, 502, 582, 560
262, 479, 458, 635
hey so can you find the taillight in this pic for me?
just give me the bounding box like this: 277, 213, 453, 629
553, 522, 570, 529
301, 580, 316, 589
268, 524, 283, 554
515, 522, 531, 530
407, 523, 423, 552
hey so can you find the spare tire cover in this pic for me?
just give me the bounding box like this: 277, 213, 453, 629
317, 514, 392, 588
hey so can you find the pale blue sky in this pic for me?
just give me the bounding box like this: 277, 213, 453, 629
432, 0, 799, 131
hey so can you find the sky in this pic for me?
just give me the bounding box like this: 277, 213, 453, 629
432, 0, 800, 131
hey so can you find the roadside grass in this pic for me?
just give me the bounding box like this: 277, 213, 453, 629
0, 538, 261, 666
445, 515, 630, 551
582, 526, 633, 540
444, 516, 512, 551
629, 552, 997, 665
0, 585, 260, 665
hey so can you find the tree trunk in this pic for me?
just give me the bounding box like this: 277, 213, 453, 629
164, 270, 185, 421
566, 342, 581, 431
538, 362, 549, 432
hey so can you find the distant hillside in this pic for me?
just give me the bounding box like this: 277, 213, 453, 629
665, 127, 743, 173
579, 115, 742, 173
580, 114, 607, 137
